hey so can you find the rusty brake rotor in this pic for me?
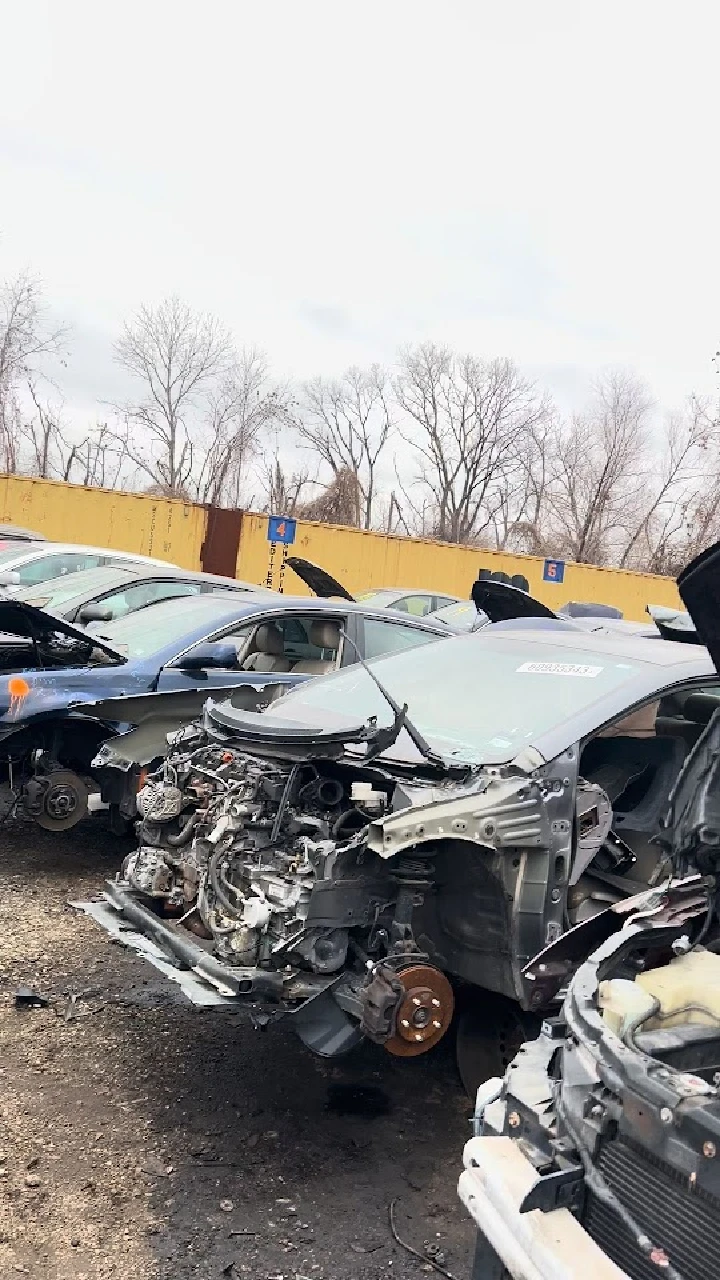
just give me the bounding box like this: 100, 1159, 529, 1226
384, 964, 454, 1057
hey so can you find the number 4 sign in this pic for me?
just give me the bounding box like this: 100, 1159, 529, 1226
267, 516, 297, 545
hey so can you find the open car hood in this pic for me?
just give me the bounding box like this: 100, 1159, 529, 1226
470, 579, 558, 623
286, 557, 355, 602
78, 683, 288, 767
677, 541, 720, 667
0, 598, 125, 662
646, 602, 699, 644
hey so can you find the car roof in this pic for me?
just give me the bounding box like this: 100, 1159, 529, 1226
0, 541, 172, 566
180, 592, 450, 624
360, 586, 457, 597
484, 620, 714, 669
94, 591, 453, 641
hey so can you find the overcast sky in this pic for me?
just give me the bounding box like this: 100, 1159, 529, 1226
1, 1, 719, 429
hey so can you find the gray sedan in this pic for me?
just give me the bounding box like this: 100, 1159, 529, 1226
10, 564, 276, 625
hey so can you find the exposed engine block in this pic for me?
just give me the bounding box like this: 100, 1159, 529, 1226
126, 735, 389, 974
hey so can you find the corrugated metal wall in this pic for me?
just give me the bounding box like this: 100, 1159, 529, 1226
236, 512, 683, 620
0, 474, 684, 620
0, 475, 206, 568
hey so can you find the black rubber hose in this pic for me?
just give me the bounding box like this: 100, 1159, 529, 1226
208, 847, 241, 917
331, 808, 368, 840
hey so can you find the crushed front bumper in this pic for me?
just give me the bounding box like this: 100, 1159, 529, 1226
458, 1133, 629, 1280
75, 881, 365, 1056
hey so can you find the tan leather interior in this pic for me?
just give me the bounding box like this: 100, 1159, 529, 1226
309, 620, 342, 649
598, 699, 660, 739
242, 623, 293, 672
292, 619, 341, 674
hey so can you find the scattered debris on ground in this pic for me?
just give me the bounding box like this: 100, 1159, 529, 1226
0, 820, 475, 1278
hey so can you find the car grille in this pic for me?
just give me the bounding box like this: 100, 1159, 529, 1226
583, 1137, 720, 1280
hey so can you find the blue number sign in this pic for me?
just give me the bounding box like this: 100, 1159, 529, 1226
542, 558, 565, 585
267, 516, 297, 545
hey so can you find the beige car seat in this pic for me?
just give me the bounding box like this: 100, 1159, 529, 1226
598, 699, 660, 739
292, 620, 341, 674
241, 623, 293, 672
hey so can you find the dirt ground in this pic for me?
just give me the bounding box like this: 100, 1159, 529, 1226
0, 820, 476, 1280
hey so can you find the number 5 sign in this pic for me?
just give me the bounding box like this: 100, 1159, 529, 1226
267, 516, 297, 545
542, 558, 565, 584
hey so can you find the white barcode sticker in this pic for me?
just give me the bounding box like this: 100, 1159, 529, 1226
516, 661, 602, 677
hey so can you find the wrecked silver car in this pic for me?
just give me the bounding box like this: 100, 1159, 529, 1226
459, 540, 720, 1279
460, 872, 720, 1280
86, 624, 718, 1066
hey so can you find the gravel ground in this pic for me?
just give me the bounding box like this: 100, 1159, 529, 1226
0, 820, 476, 1280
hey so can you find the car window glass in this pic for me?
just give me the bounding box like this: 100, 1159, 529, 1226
87, 595, 246, 659
15, 566, 138, 611
99, 580, 203, 620
363, 617, 441, 660
223, 615, 344, 667
14, 552, 104, 586
431, 601, 478, 631
392, 594, 433, 617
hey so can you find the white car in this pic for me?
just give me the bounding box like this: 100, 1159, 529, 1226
0, 541, 176, 592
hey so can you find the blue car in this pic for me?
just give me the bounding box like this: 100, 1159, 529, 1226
0, 592, 450, 832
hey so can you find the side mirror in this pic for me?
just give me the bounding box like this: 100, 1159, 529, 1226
79, 603, 114, 624
172, 641, 238, 671
0, 571, 21, 588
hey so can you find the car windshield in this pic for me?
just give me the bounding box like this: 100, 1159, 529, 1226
355, 590, 394, 605
274, 632, 648, 765
432, 600, 484, 631
87, 594, 243, 659
15, 567, 136, 611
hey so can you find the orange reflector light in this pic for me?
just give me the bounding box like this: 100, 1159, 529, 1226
137, 768, 149, 791
8, 677, 30, 698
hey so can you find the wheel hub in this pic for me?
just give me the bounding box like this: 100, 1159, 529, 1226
32, 770, 89, 832
46, 783, 78, 819
384, 965, 454, 1057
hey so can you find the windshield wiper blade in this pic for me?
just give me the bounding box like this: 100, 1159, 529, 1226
339, 630, 447, 769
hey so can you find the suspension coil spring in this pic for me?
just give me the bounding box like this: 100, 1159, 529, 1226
392, 852, 435, 889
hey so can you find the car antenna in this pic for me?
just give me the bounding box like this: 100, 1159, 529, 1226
338, 629, 447, 769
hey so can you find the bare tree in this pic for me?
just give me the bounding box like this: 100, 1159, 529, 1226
0, 271, 68, 474
490, 414, 557, 553
297, 468, 361, 526
295, 365, 393, 528
66, 423, 127, 490
192, 350, 291, 507
618, 397, 719, 569
19, 380, 72, 479
394, 342, 549, 544
254, 442, 316, 516
548, 370, 653, 564
113, 297, 234, 497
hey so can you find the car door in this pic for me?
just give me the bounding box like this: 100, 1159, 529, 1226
359, 613, 446, 660
154, 609, 356, 695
